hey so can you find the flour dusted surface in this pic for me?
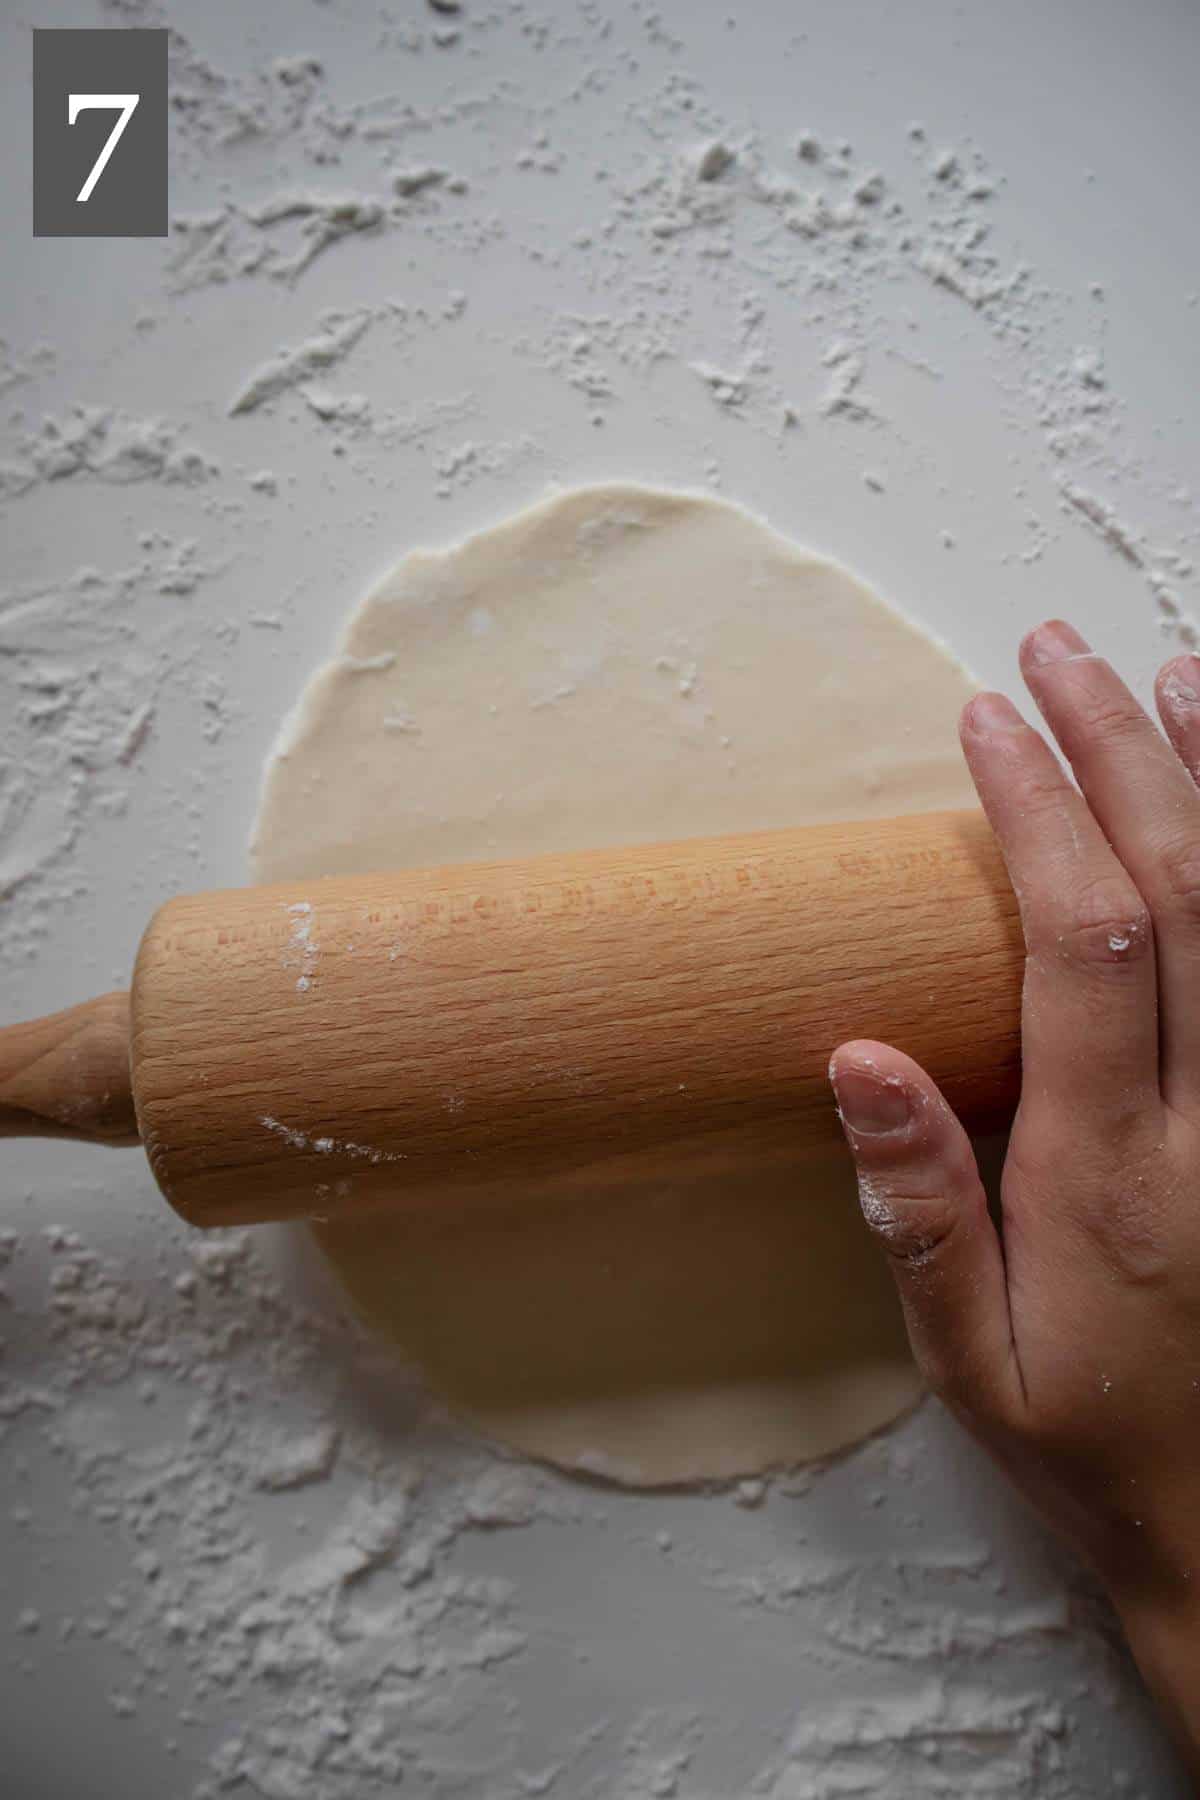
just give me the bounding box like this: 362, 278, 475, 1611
4, 0, 1196, 1788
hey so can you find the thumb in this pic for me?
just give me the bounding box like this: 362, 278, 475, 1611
828, 1040, 1022, 1420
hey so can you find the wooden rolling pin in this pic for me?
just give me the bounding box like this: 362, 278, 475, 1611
0, 809, 1023, 1229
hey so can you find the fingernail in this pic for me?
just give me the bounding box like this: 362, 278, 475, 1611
832, 1066, 912, 1135
1026, 619, 1092, 666
966, 691, 1025, 733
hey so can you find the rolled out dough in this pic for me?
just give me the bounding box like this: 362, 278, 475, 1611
252, 485, 978, 1485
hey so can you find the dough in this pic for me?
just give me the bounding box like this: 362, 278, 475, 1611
252, 485, 977, 1484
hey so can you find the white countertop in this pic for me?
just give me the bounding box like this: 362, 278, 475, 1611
3, 0, 1197, 1792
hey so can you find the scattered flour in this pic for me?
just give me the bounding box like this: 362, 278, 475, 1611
250, 1422, 341, 1492
1, 1205, 1154, 1796
259, 1114, 408, 1166
230, 312, 372, 415
0, 408, 219, 496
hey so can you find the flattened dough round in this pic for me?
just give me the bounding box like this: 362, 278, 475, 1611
252, 485, 977, 1485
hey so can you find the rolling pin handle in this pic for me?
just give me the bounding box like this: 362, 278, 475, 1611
0, 993, 140, 1146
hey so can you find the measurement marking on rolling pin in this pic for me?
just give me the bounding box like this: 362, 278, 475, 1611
283, 900, 318, 992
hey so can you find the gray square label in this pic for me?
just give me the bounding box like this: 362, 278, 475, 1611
33, 29, 167, 238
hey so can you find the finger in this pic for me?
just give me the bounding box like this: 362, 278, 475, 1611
829, 1040, 1023, 1421
960, 690, 1160, 1132
1156, 653, 1200, 786
1020, 621, 1200, 1105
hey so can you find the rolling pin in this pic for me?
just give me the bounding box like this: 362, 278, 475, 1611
0, 809, 1023, 1229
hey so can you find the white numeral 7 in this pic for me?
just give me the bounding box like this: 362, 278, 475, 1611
68, 93, 140, 203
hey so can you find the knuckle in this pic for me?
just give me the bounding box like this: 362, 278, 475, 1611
857, 1175, 957, 1266
1076, 1184, 1174, 1287
1070, 690, 1147, 748
1010, 769, 1076, 830
1042, 877, 1151, 970
1008, 1124, 1175, 1288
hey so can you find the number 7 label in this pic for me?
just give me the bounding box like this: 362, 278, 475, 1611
34, 29, 166, 238
68, 94, 140, 203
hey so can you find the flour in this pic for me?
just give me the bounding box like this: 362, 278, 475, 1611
303, 386, 371, 425
1159, 667, 1200, 717
0, 407, 219, 497
819, 343, 875, 422
0, 543, 222, 946
1059, 481, 1199, 642
775, 1683, 1069, 1796
170, 185, 433, 292
693, 140, 735, 183
0, 1200, 1171, 1792
432, 434, 541, 496
250, 1424, 342, 1492
1059, 480, 1145, 567
247, 192, 386, 279
393, 164, 452, 197
2, 1215, 572, 1791
689, 360, 749, 407
259, 1114, 408, 1166
856, 1175, 908, 1242
230, 312, 372, 416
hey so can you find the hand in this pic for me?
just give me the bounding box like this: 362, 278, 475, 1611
829, 620, 1200, 1775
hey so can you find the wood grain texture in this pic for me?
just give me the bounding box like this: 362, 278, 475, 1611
130, 809, 1024, 1229
0, 992, 138, 1145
